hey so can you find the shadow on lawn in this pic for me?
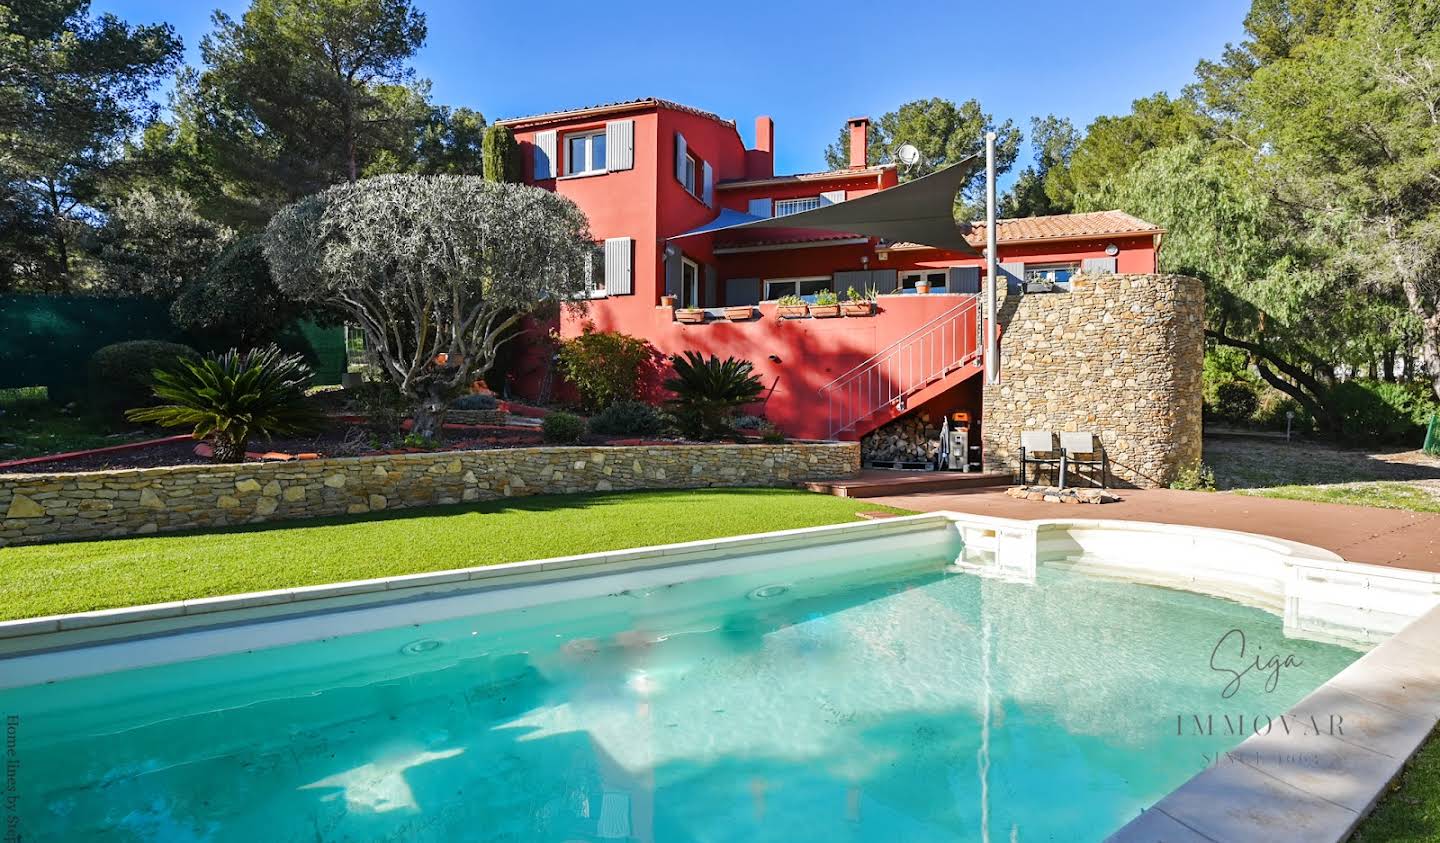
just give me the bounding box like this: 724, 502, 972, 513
1204, 437, 1440, 491
41, 487, 826, 547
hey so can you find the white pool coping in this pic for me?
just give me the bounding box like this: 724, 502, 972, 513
3, 511, 1439, 842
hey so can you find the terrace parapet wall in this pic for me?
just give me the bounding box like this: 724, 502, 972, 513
981, 273, 1204, 488
0, 442, 860, 547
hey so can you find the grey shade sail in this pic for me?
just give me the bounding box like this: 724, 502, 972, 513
670, 156, 982, 255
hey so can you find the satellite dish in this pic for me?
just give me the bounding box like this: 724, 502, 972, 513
895, 143, 923, 170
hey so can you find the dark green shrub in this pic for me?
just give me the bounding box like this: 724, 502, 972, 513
126, 346, 325, 462
588, 400, 664, 436
1329, 379, 1439, 443
450, 392, 499, 411
541, 411, 585, 444
1212, 380, 1259, 424
663, 351, 765, 440
1254, 393, 1314, 434
170, 235, 309, 349
348, 378, 408, 443
482, 125, 523, 183
88, 340, 199, 424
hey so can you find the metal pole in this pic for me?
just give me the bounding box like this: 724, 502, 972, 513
984, 131, 999, 385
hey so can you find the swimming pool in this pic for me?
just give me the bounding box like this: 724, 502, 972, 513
0, 518, 1377, 842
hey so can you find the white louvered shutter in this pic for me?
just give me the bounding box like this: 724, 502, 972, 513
702, 161, 714, 207
1080, 257, 1117, 274
605, 120, 633, 171
747, 198, 772, 217
675, 132, 688, 183
533, 130, 556, 179
819, 189, 846, 205
604, 238, 632, 295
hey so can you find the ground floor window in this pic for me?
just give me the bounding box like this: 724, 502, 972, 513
681, 257, 700, 307
899, 270, 948, 294
1024, 262, 1080, 290
587, 243, 606, 297
764, 276, 832, 302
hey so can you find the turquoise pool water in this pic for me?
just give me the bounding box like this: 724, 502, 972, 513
1, 537, 1364, 842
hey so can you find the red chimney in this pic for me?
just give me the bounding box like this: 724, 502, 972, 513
847, 117, 869, 169
745, 115, 775, 179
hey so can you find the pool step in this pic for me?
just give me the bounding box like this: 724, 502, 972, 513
804, 469, 1011, 499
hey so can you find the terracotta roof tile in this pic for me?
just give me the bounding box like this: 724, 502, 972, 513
496, 98, 734, 128
886, 210, 1161, 250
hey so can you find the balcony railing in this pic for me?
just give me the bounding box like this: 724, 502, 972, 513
817, 295, 983, 439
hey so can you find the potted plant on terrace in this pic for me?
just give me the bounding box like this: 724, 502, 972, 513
660, 293, 678, 308
842, 285, 876, 317
914, 276, 932, 295
724, 305, 755, 321
775, 294, 808, 319
810, 289, 840, 318
675, 306, 707, 324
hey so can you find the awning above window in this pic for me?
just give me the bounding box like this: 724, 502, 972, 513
670, 155, 982, 255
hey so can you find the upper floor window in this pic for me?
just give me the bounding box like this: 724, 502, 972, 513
565, 130, 607, 176
681, 153, 699, 196
773, 196, 821, 217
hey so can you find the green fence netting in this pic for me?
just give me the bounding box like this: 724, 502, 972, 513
1425, 412, 1440, 456
0, 295, 345, 401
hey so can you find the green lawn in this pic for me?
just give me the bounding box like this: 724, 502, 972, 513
1236, 481, 1440, 514
1351, 727, 1440, 842
0, 488, 909, 621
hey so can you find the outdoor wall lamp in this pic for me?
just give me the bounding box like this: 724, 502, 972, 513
768, 354, 782, 364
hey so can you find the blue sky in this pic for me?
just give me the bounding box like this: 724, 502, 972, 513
96, 0, 1251, 181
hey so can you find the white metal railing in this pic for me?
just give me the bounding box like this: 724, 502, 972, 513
773, 196, 822, 217
818, 295, 984, 438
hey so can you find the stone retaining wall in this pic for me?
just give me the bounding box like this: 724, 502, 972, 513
982, 273, 1204, 488
0, 442, 860, 547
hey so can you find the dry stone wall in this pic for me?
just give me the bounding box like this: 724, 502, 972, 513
0, 442, 860, 547
982, 273, 1204, 487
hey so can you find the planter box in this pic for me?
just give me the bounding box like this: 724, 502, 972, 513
776, 304, 809, 319
723, 306, 755, 321
842, 301, 875, 317
675, 309, 707, 324
810, 304, 841, 318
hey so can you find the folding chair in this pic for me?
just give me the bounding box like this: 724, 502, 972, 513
1060, 431, 1109, 489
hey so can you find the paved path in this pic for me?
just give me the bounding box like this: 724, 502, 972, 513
869, 487, 1440, 573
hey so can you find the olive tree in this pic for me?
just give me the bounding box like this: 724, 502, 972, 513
263, 174, 592, 438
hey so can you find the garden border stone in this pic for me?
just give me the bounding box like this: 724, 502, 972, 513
0, 442, 860, 547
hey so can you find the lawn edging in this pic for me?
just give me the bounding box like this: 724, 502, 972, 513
0, 442, 860, 547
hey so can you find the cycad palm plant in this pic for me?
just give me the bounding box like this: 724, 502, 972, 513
127, 346, 325, 463
663, 351, 766, 439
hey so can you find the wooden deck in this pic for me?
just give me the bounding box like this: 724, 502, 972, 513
804, 468, 1011, 498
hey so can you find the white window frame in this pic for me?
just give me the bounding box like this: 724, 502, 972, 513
680, 257, 700, 308
1024, 261, 1081, 289
682, 154, 699, 196
564, 129, 607, 177
773, 196, 822, 217
586, 243, 606, 298
899, 270, 949, 293
763, 276, 833, 301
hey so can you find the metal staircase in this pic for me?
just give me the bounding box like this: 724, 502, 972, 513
818, 295, 984, 439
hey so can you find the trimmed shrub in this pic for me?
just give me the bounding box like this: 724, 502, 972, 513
554, 325, 655, 411
88, 340, 199, 424
589, 400, 665, 436
1212, 380, 1259, 424
541, 411, 585, 444
450, 392, 499, 411
482, 125, 523, 183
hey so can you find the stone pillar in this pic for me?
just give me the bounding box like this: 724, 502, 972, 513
981, 273, 1204, 488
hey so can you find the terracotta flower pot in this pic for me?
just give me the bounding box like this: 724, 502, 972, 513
842, 301, 874, 317
914, 282, 931, 295
809, 304, 841, 318
724, 306, 755, 321
675, 308, 706, 324
660, 294, 678, 308
776, 304, 809, 319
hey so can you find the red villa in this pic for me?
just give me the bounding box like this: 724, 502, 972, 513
498, 98, 1163, 460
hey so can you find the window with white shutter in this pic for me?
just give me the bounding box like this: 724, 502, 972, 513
603, 237, 632, 296
702, 161, 714, 207
604, 120, 634, 171
533, 130, 556, 180
747, 198, 772, 218
675, 132, 688, 184
819, 189, 846, 205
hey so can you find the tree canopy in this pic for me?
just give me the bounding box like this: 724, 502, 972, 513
263, 174, 593, 438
